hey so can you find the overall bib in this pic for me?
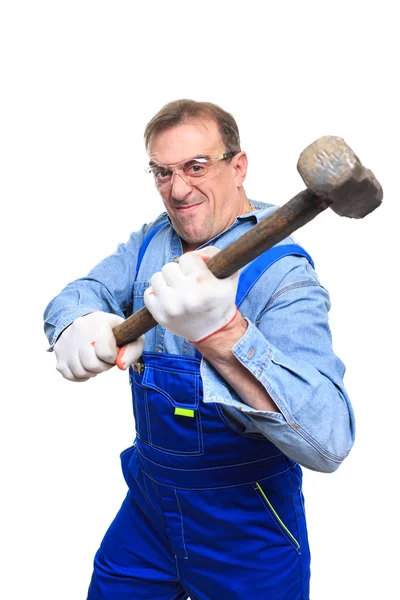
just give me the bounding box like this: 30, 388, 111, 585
88, 226, 313, 600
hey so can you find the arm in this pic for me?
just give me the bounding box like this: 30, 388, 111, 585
199, 261, 355, 473
44, 225, 148, 348
43, 224, 153, 381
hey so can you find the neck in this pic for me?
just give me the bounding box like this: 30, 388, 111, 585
238, 189, 252, 214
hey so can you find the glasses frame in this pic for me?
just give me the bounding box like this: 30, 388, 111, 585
145, 151, 239, 188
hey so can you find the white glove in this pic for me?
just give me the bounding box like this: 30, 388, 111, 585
54, 311, 145, 382
144, 247, 239, 343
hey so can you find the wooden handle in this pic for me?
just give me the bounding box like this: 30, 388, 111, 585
113, 189, 331, 347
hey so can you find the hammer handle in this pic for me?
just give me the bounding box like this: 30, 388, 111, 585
113, 189, 331, 347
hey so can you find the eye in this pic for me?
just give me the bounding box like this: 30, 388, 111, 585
153, 168, 171, 181
184, 161, 208, 177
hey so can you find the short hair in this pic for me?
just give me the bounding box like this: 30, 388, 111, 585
144, 99, 241, 154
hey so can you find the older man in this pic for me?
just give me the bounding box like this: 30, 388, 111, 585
44, 99, 355, 599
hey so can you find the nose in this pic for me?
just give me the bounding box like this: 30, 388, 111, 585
170, 170, 192, 200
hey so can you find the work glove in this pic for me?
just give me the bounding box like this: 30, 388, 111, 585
54, 311, 145, 382
144, 247, 239, 343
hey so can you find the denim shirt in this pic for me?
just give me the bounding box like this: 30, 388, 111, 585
44, 200, 355, 473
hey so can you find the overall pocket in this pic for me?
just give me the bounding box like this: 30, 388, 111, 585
130, 370, 150, 444
131, 364, 204, 456
120, 443, 138, 487
254, 481, 301, 554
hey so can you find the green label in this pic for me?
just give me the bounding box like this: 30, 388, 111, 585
174, 408, 195, 418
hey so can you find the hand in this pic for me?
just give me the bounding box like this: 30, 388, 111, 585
144, 247, 239, 343
54, 311, 145, 382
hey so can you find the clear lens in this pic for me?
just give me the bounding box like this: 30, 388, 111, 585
147, 156, 218, 188
151, 167, 172, 184
182, 160, 209, 178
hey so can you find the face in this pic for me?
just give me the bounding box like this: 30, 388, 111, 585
148, 119, 248, 251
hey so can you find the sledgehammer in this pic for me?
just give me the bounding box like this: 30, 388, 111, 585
112, 136, 383, 347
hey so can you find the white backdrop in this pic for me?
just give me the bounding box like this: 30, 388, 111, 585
1, 1, 398, 598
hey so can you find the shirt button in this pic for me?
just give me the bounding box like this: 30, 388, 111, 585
156, 347, 162, 352
173, 256, 179, 262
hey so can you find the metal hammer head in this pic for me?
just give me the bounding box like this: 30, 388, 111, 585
297, 136, 383, 218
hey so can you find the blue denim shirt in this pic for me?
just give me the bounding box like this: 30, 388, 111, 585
44, 201, 355, 473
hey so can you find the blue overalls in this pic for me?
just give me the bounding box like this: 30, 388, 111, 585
87, 225, 313, 600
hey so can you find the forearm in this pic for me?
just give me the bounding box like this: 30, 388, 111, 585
195, 312, 280, 413
43, 231, 147, 347
198, 280, 355, 473
44, 277, 127, 347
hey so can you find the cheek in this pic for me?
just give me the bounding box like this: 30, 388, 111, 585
208, 184, 229, 212
213, 173, 232, 197
159, 191, 171, 207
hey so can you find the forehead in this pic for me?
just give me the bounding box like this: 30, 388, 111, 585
148, 119, 223, 164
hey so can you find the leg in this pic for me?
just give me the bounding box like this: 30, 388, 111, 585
87, 489, 188, 600
172, 468, 310, 599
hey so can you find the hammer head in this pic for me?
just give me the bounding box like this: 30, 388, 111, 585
297, 136, 383, 218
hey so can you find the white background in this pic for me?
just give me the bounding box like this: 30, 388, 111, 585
1, 1, 398, 598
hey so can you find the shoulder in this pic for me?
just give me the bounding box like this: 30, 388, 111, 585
125, 212, 171, 246
145, 212, 170, 233
250, 200, 279, 219
246, 199, 318, 281
235, 200, 328, 312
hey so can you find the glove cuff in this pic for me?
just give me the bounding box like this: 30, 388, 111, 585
189, 308, 239, 344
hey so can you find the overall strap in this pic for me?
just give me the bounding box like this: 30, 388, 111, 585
135, 221, 168, 279
236, 244, 315, 307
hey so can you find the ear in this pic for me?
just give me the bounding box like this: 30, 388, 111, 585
233, 152, 248, 187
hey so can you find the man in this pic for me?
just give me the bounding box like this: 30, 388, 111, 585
44, 99, 355, 599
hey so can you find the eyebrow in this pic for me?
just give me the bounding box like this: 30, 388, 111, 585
148, 154, 211, 167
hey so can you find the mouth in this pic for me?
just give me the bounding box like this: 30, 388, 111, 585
173, 203, 202, 213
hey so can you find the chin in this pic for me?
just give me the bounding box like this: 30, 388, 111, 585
180, 233, 207, 252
